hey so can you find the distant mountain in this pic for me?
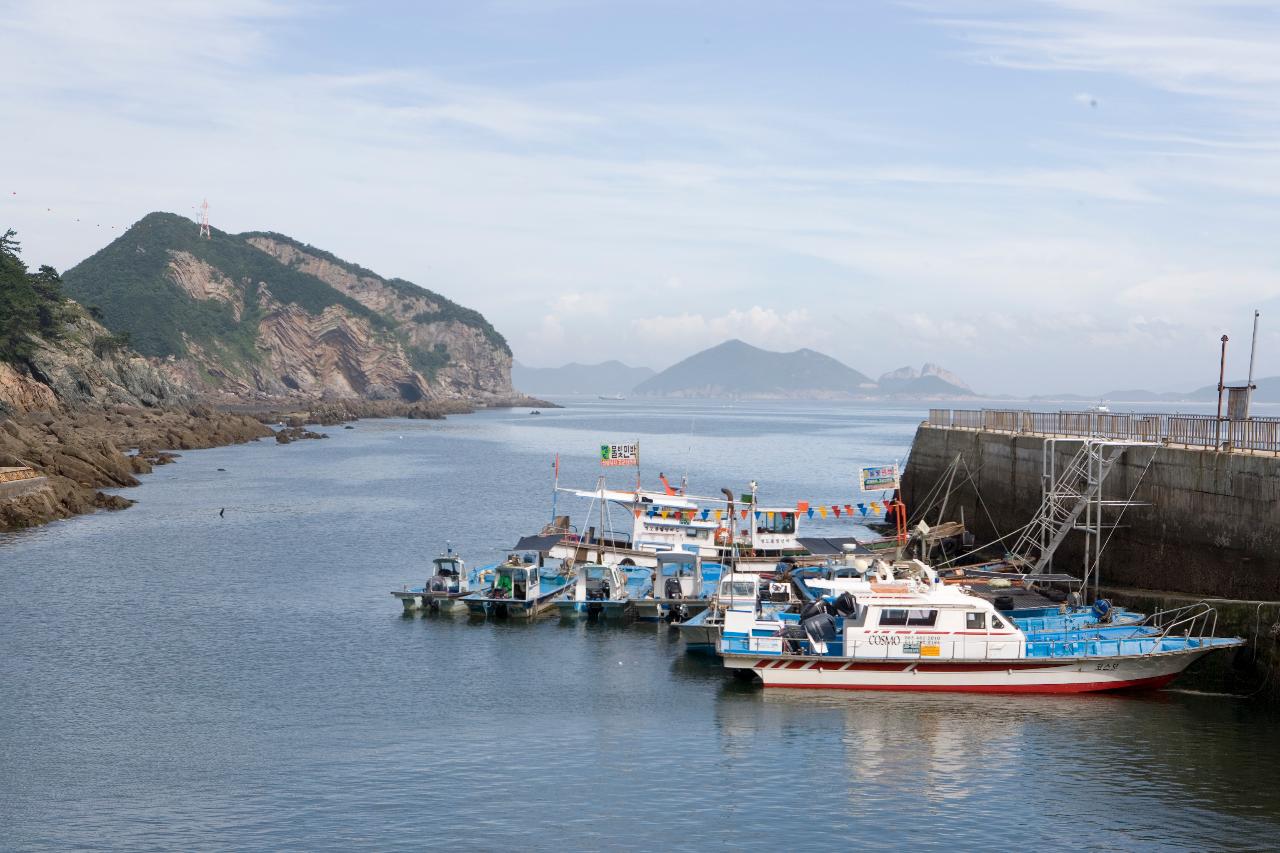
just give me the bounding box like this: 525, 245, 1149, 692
877, 363, 974, 397
633, 339, 877, 399
61, 212, 513, 403
1031, 377, 1280, 405
512, 360, 655, 395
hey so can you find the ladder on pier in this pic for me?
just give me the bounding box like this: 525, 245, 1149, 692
1008, 439, 1146, 593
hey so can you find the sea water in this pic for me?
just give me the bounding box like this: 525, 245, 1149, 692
2, 400, 1277, 851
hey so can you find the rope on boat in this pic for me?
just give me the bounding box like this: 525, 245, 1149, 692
958, 456, 1004, 543
930, 519, 1034, 569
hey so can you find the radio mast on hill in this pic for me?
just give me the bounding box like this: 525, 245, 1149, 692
198, 199, 211, 239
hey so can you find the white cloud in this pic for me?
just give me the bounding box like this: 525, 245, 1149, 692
632, 307, 815, 353
3, 0, 1280, 393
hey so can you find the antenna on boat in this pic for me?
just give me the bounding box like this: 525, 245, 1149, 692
681, 415, 695, 493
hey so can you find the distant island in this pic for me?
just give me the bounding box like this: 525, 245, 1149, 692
1031, 376, 1280, 405
523, 339, 978, 400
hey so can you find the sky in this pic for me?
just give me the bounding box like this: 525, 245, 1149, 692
2, 0, 1279, 395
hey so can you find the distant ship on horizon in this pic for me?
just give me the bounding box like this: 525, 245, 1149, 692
598, 393, 626, 400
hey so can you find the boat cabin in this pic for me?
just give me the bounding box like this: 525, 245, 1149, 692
654, 551, 704, 600
491, 559, 541, 602
570, 563, 628, 602
748, 507, 802, 554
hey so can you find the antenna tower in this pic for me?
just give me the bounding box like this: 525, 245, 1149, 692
198, 199, 211, 239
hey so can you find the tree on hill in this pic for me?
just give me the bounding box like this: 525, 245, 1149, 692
0, 230, 69, 365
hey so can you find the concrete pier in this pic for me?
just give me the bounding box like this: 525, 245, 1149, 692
901, 415, 1280, 701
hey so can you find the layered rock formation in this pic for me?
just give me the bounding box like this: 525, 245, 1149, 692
0, 406, 271, 530
61, 213, 515, 406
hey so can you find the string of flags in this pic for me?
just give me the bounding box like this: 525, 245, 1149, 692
637, 502, 894, 522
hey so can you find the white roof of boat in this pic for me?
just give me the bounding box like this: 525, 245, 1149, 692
566, 488, 700, 509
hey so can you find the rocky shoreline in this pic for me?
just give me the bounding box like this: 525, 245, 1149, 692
0, 394, 558, 532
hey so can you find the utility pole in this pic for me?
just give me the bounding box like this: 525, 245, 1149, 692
198, 199, 211, 239
1245, 310, 1261, 419
1216, 334, 1228, 451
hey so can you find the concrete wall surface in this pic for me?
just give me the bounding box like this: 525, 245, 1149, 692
902, 425, 1280, 599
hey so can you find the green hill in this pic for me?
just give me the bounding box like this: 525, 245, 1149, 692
60, 212, 513, 402
633, 339, 876, 398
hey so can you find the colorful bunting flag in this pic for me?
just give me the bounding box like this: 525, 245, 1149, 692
818, 506, 828, 518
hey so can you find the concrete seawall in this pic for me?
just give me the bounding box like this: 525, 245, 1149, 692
902, 423, 1280, 701
902, 424, 1280, 598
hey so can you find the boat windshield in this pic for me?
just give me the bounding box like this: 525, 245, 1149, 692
755, 512, 796, 534
660, 562, 694, 576
586, 567, 607, 580
435, 559, 460, 576
720, 580, 757, 599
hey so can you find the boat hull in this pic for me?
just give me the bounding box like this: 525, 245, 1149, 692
722, 648, 1220, 694
633, 599, 711, 622
465, 589, 565, 619
555, 599, 631, 620
391, 591, 423, 613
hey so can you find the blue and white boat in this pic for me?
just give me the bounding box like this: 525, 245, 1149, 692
554, 562, 642, 620
391, 548, 493, 614
463, 556, 571, 619
633, 551, 722, 622
719, 560, 1243, 694
675, 571, 799, 651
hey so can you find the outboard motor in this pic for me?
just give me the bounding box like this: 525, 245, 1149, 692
664, 577, 683, 599
779, 624, 809, 654
800, 600, 825, 622
833, 592, 858, 618
1092, 598, 1113, 623
802, 611, 838, 647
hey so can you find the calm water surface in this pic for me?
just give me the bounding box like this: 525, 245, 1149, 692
2, 400, 1277, 851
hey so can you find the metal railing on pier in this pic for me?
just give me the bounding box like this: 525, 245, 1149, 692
927, 409, 1280, 455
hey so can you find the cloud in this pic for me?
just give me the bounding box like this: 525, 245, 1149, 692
632, 307, 815, 352
923, 1, 1280, 107
3, 0, 1280, 393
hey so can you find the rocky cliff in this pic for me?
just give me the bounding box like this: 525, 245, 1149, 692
0, 232, 273, 530
61, 212, 515, 405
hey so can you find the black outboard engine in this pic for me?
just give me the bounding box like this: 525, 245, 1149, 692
779, 624, 809, 654
802, 611, 838, 645
833, 592, 858, 618
664, 577, 683, 599
800, 600, 825, 622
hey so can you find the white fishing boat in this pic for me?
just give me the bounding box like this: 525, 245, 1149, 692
554, 562, 640, 620
632, 551, 722, 622
526, 480, 829, 573
719, 561, 1243, 693
675, 571, 799, 651
390, 548, 493, 614
463, 555, 571, 619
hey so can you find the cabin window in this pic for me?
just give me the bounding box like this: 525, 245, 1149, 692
878, 609, 909, 626
991, 615, 1007, 630
966, 612, 986, 630
906, 609, 937, 627
755, 512, 796, 535
721, 581, 756, 599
